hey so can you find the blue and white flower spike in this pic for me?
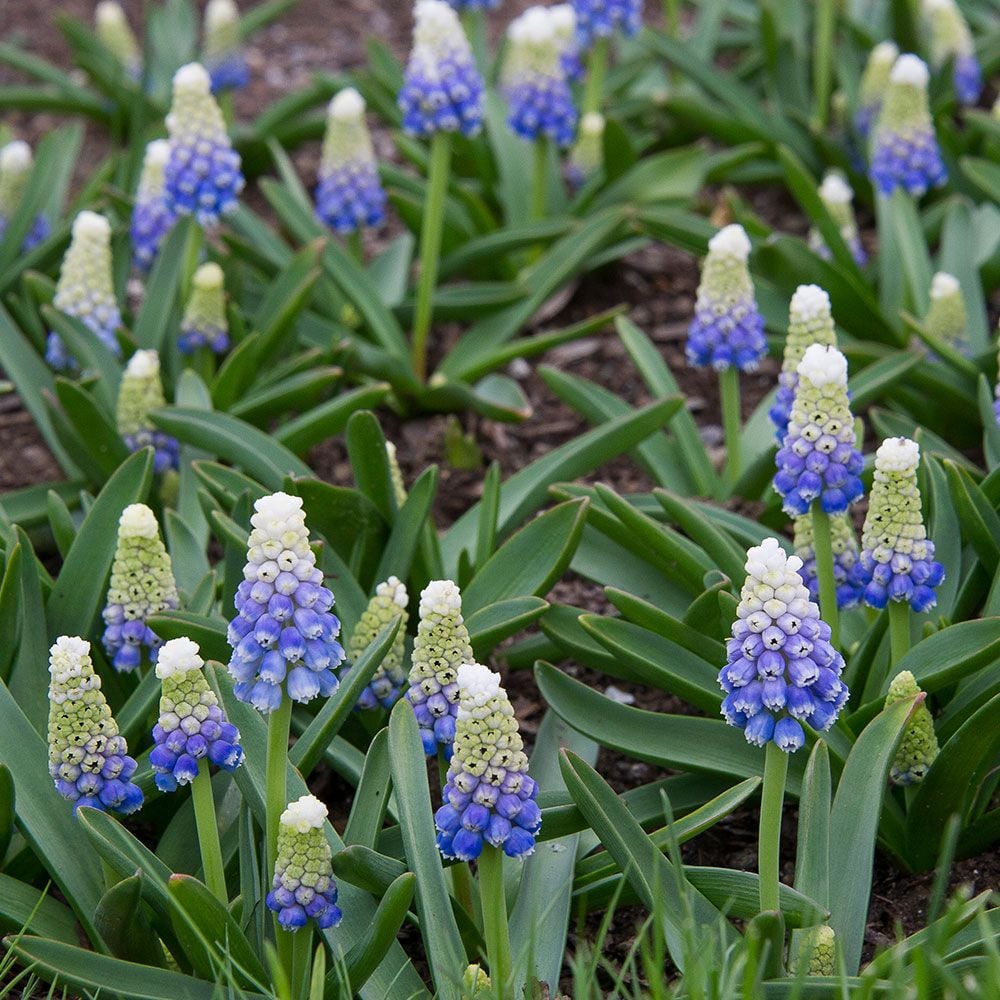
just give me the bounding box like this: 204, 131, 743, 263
0, 141, 49, 251
226, 492, 345, 713
344, 577, 410, 710
774, 344, 864, 517
808, 172, 867, 267
46, 211, 122, 371
794, 512, 863, 610
131, 140, 175, 273
47, 636, 144, 815
315, 88, 387, 235
870, 54, 947, 197
924, 272, 968, 354
570, 0, 642, 51
853, 438, 944, 613
436, 663, 541, 861
203, 0, 250, 93
95, 0, 142, 80
117, 351, 180, 473
923, 0, 981, 106
266, 794, 342, 931
446, 0, 499, 8
855, 41, 898, 140
180, 262, 230, 354
398, 0, 485, 138
719, 538, 849, 751
567, 111, 604, 189
102, 504, 180, 673
164, 63, 244, 227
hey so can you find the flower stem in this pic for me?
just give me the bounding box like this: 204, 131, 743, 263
411, 132, 452, 383
810, 504, 840, 650
531, 138, 549, 222
888, 600, 911, 666
583, 37, 609, 114
266, 696, 293, 878
758, 741, 788, 914
192, 763, 227, 904
479, 845, 512, 995
461, 9, 488, 70
291, 925, 313, 999
719, 366, 742, 487
347, 228, 364, 264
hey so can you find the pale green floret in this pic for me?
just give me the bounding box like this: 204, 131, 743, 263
924, 272, 967, 349
568, 112, 605, 183
105, 504, 179, 624
886, 670, 939, 784
321, 88, 377, 172
0, 141, 32, 218
136, 140, 170, 201
54, 212, 118, 325
407, 580, 474, 694
859, 42, 899, 110
347, 577, 409, 694
117, 351, 166, 437
790, 925, 836, 976
922, 0, 974, 65
781, 285, 837, 377
697, 225, 755, 315
203, 0, 242, 61
502, 6, 569, 86
461, 964, 492, 999
167, 64, 231, 146
876, 55, 933, 138
794, 511, 859, 569
385, 441, 408, 507
809, 173, 862, 258
95, 0, 141, 74
183, 263, 228, 335
274, 796, 334, 894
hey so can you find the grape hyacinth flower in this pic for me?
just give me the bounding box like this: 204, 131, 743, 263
344, 577, 410, 710
870, 54, 947, 197
203, 0, 250, 93
405, 579, 474, 756
95, 0, 142, 80
567, 111, 604, 189
923, 0, 981, 106
794, 511, 862, 610
808, 172, 867, 267
552, 4, 584, 81
791, 926, 837, 976
0, 140, 49, 251
446, 0, 499, 8
45, 211, 122, 371
102, 504, 180, 673
885, 670, 939, 784
924, 271, 967, 354
226, 492, 345, 713
435, 663, 541, 861
131, 139, 175, 273
571, 0, 642, 51
315, 88, 387, 236
164, 63, 244, 227
386, 441, 408, 507
855, 41, 898, 139
180, 262, 230, 354
116, 350, 180, 473
47, 636, 143, 815
266, 795, 342, 931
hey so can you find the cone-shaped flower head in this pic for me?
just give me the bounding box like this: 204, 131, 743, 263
567, 111, 604, 188
885, 670, 939, 784
686, 224, 766, 372
398, 1, 485, 138
116, 351, 180, 473
203, 0, 249, 93
856, 41, 898, 138
405, 579, 474, 756
773, 344, 864, 516
226, 493, 345, 713
552, 4, 584, 80
102, 504, 180, 672
770, 285, 838, 442
131, 139, 175, 273
462, 966, 492, 998
344, 577, 410, 710
924, 271, 967, 352
808, 172, 867, 267
571, 0, 642, 51
794, 511, 862, 610
47, 636, 143, 815
386, 441, 408, 507
870, 55, 947, 196
150, 637, 244, 792
266, 795, 342, 931
164, 63, 244, 226
923, 0, 981, 105
436, 663, 541, 860
853, 438, 944, 611
791, 926, 837, 976
95, 0, 142, 79
45, 211, 121, 371
180, 262, 230, 354
719, 538, 849, 751
501, 6, 578, 147
0, 140, 49, 252
315, 88, 387, 235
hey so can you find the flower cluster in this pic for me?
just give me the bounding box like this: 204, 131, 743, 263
150, 637, 244, 792
266, 795, 342, 931
95, 0, 142, 80
344, 577, 410, 710
180, 262, 230, 354
793, 511, 862, 610
203, 0, 250, 92
102, 504, 180, 672
0, 140, 49, 252
853, 437, 944, 612
164, 63, 244, 226
855, 41, 898, 139
791, 926, 837, 976
116, 351, 180, 473
571, 0, 642, 51
924, 271, 967, 353
922, 0, 981, 105
774, 344, 864, 517
435, 663, 541, 860
398, 0, 485, 138
719, 538, 849, 752
567, 111, 604, 188
47, 636, 143, 815
686, 224, 766, 372
131, 140, 176, 273
885, 670, 939, 785
227, 493, 345, 712
405, 579, 474, 756
315, 88, 387, 235
808, 171, 867, 266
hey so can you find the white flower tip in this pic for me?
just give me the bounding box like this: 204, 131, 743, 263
414, 0, 462, 36
745, 537, 803, 579
790, 284, 832, 320
330, 87, 366, 121
280, 793, 327, 831
580, 111, 605, 136
819, 171, 852, 204
510, 6, 559, 45
891, 54, 929, 87
72, 210, 111, 241
155, 637, 204, 679
96, 0, 127, 26
119, 502, 160, 539
145, 138, 171, 168
174, 62, 212, 94
125, 348, 160, 379
923, 0, 949, 12
871, 40, 900, 64
457, 662, 502, 706
253, 491, 303, 522
875, 436, 919, 473
930, 271, 960, 299
550, 3, 576, 34
193, 261, 225, 290
206, 0, 239, 27
797, 343, 848, 387
376, 576, 409, 608
708, 224, 751, 261
419, 579, 462, 615
0, 140, 32, 172
49, 634, 90, 669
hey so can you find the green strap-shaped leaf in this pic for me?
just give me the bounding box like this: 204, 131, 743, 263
94, 872, 165, 967
343, 873, 416, 993
133, 218, 200, 351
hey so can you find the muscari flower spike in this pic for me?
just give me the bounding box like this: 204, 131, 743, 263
571, 0, 642, 51
924, 271, 967, 353
446, 0, 499, 9
793, 511, 863, 610
102, 504, 180, 673
462, 965, 492, 999
436, 663, 541, 861
870, 54, 947, 197
405, 579, 474, 756
885, 670, 939, 785
719, 538, 849, 752
95, 0, 142, 80
853, 437, 944, 612
0, 141, 50, 251
567, 112, 604, 189
164, 63, 244, 227
203, 0, 250, 93
770, 284, 838, 443
686, 224, 766, 372
227, 492, 345, 713
266, 795, 342, 931
791, 926, 837, 976
45, 211, 122, 371
923, 0, 981, 106
131, 139, 175, 273
117, 350, 180, 473
344, 577, 410, 710
398, 0, 485, 139
386, 441, 408, 508
315, 88, 387, 235
180, 262, 230, 354
150, 637, 244, 792
47, 636, 143, 815
855, 41, 898, 139
808, 172, 867, 267
774, 344, 864, 517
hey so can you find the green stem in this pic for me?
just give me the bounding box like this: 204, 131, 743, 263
811, 0, 835, 130
192, 763, 228, 904
810, 504, 840, 650
583, 37, 609, 114
266, 696, 293, 879
530, 138, 549, 222
461, 9, 488, 71
479, 845, 512, 996
758, 741, 788, 914
411, 132, 452, 383
291, 925, 313, 999
888, 600, 911, 666
719, 366, 742, 488
346, 228, 364, 264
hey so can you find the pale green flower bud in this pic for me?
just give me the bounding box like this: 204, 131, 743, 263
886, 670, 939, 784
924, 272, 967, 351
346, 577, 409, 709
180, 262, 230, 354
95, 0, 142, 78
0, 140, 32, 220
791, 925, 836, 976
568, 112, 604, 188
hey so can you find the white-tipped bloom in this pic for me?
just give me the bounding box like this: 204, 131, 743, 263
203, 0, 249, 92
809, 171, 867, 266
180, 261, 229, 353
95, 0, 142, 78
117, 349, 179, 472
154, 636, 205, 679
345, 577, 410, 710
797, 343, 848, 387
924, 271, 967, 351
567, 111, 604, 188
856, 41, 899, 137
281, 793, 328, 832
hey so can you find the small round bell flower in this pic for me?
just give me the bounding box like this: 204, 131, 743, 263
386, 441, 408, 507
164, 63, 244, 227
404, 579, 474, 756
398, 0, 485, 138
686, 224, 766, 372
885, 670, 939, 784
435, 663, 541, 861
343, 577, 410, 710
95, 0, 142, 80
870, 54, 947, 197
567, 112, 604, 189
203, 0, 250, 93
315, 88, 387, 235
45, 211, 122, 371
102, 504, 181, 673
790, 926, 837, 976
855, 41, 898, 139
773, 344, 864, 517
47, 636, 143, 815
718, 538, 849, 752
266, 795, 342, 931
793, 511, 863, 610
808, 172, 867, 267
922, 0, 981, 106
180, 262, 230, 354
131, 139, 176, 273
853, 437, 944, 612
226, 492, 345, 713
0, 140, 50, 252
117, 350, 180, 473
924, 271, 967, 354
570, 0, 642, 51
